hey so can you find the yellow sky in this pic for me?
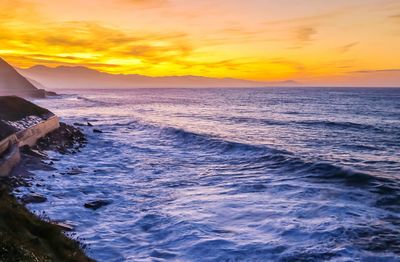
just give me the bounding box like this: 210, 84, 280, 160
1, 0, 400, 85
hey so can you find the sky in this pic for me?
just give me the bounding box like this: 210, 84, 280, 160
0, 0, 399, 86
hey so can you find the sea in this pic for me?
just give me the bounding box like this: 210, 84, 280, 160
17, 87, 400, 261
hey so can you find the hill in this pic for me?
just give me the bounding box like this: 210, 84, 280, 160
0, 58, 46, 98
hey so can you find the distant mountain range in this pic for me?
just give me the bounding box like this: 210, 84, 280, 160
18, 65, 298, 89
0, 58, 47, 97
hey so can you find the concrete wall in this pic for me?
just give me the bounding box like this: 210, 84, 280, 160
17, 116, 60, 147
0, 116, 60, 177
0, 143, 21, 177
0, 134, 18, 156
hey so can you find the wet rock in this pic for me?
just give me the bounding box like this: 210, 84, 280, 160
21, 194, 47, 204
65, 167, 85, 176
84, 199, 112, 210
35, 123, 87, 154
45, 90, 58, 96
52, 222, 74, 232
21, 146, 47, 158
93, 129, 103, 133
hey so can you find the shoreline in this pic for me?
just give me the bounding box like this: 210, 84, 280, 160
0, 122, 91, 261
0, 96, 92, 261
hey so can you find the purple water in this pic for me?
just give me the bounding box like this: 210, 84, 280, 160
16, 88, 400, 261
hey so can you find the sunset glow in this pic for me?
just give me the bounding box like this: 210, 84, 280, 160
1, 0, 400, 86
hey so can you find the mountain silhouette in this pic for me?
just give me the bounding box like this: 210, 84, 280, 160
19, 65, 298, 89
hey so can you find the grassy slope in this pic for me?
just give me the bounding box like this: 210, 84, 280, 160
0, 96, 51, 121
0, 184, 93, 262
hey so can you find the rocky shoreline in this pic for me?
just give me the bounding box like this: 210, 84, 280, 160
0, 122, 93, 261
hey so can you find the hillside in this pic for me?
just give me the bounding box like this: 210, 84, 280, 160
0, 58, 45, 98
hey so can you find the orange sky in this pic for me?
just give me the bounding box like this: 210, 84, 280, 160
1, 0, 400, 86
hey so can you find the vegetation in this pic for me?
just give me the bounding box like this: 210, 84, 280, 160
0, 96, 50, 121
0, 183, 93, 262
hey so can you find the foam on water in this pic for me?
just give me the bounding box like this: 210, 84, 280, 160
17, 88, 400, 261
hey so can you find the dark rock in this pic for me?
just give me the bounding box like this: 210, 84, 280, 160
87, 122, 93, 127
93, 129, 103, 133
35, 122, 87, 154
84, 199, 112, 210
21, 146, 46, 158
21, 194, 47, 204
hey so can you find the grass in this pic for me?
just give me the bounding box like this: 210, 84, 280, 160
0, 96, 51, 121
0, 183, 94, 262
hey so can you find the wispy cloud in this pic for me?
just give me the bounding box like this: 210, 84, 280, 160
267, 57, 305, 71
122, 0, 169, 9
0, 0, 40, 23
293, 26, 317, 43
338, 42, 358, 53
388, 14, 400, 21
350, 69, 400, 74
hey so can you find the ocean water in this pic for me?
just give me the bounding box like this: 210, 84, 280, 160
19, 88, 400, 261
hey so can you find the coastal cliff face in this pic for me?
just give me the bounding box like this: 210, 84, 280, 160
0, 58, 46, 98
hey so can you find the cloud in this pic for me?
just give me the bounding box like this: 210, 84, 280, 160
267, 57, 305, 71
0, 18, 196, 71
389, 14, 400, 21
338, 42, 358, 53
287, 26, 318, 49
1, 0, 399, 83
350, 69, 400, 74
294, 27, 317, 43
0, 0, 40, 23
121, 0, 168, 9
261, 5, 355, 28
